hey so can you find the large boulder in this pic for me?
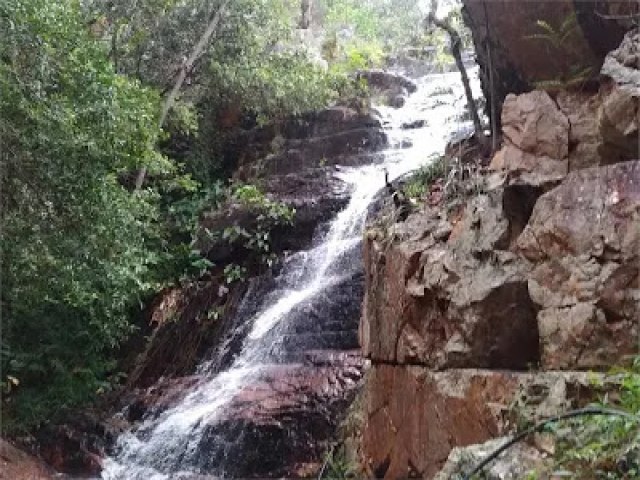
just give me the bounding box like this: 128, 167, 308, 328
463, 0, 639, 128
233, 106, 387, 178
517, 161, 640, 369
356, 70, 417, 95
182, 353, 364, 478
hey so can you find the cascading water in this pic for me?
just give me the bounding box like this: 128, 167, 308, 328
101, 69, 481, 479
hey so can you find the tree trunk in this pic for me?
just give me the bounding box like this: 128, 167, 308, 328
300, 0, 312, 29
135, 0, 232, 191
427, 4, 488, 149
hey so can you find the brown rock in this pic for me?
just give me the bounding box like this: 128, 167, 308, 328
502, 91, 570, 160
194, 353, 365, 478
598, 29, 640, 163
556, 90, 606, 171
361, 201, 540, 370
490, 91, 569, 188
463, 0, 636, 129
361, 367, 609, 479
0, 440, 52, 480
518, 161, 640, 369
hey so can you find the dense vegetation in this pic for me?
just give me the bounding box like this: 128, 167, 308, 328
0, 0, 441, 433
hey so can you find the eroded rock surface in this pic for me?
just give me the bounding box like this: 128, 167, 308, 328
599, 29, 640, 163
434, 437, 549, 480
361, 204, 539, 370
518, 161, 640, 370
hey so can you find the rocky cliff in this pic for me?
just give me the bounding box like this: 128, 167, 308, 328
358, 28, 639, 479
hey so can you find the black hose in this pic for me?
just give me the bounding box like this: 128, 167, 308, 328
462, 406, 638, 480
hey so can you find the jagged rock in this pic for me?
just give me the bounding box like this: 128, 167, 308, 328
518, 161, 640, 369
360, 367, 610, 479
556, 90, 606, 171
0, 440, 52, 480
502, 91, 569, 160
361, 195, 539, 370
434, 437, 549, 480
599, 29, 640, 163
490, 91, 569, 188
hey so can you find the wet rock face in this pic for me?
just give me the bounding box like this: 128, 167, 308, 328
0, 440, 52, 480
195, 353, 365, 478
356, 70, 417, 95
233, 106, 387, 179
34, 411, 127, 477
196, 168, 351, 265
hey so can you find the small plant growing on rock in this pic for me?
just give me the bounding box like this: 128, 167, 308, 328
404, 154, 448, 200
524, 13, 595, 90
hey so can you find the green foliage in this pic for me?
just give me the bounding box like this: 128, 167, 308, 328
526, 14, 579, 50
222, 264, 247, 285
551, 360, 640, 479
319, 446, 358, 479
525, 13, 595, 90
404, 155, 447, 201
0, 0, 170, 431
320, 0, 424, 52
317, 0, 427, 73
329, 40, 386, 74
225, 184, 295, 268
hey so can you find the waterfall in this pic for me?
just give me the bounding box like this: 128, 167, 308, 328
101, 69, 480, 479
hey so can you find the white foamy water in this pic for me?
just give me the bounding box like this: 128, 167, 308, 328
101, 69, 480, 479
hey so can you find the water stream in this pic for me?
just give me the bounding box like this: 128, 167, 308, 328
101, 69, 480, 479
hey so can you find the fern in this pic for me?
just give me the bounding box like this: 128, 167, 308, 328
524, 12, 594, 90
